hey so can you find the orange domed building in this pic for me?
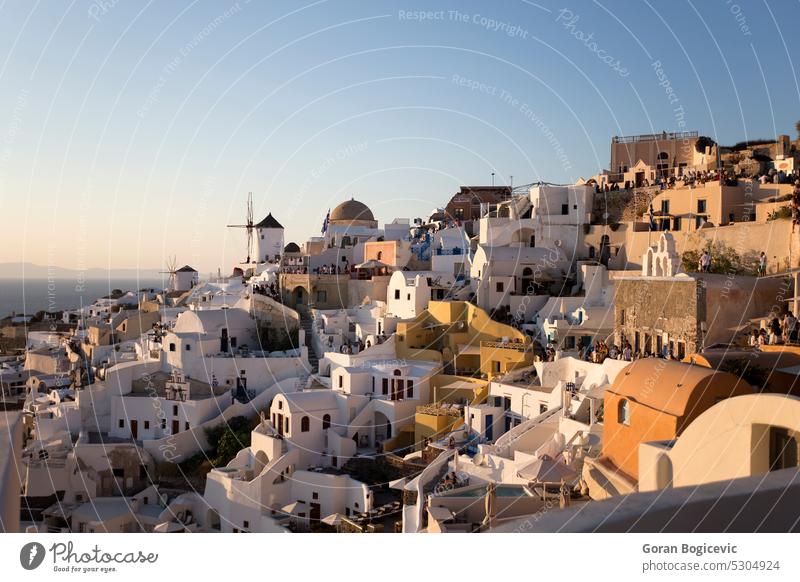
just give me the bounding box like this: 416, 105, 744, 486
584, 359, 752, 499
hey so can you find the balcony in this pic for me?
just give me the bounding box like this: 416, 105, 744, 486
480, 340, 532, 353
416, 404, 462, 418
612, 131, 698, 144
434, 247, 464, 256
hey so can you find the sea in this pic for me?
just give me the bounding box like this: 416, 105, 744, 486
0, 278, 165, 318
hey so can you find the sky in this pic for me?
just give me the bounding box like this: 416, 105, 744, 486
1, 0, 798, 275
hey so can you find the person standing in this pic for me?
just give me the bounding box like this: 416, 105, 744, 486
758, 252, 767, 276
622, 343, 632, 361
787, 312, 798, 344
699, 250, 711, 272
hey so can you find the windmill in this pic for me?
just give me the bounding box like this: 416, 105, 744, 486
160, 256, 178, 292
228, 192, 255, 264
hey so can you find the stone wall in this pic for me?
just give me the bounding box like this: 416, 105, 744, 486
614, 277, 703, 355
622, 219, 798, 274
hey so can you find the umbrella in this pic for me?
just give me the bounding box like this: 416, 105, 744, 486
281, 501, 305, 515
321, 513, 344, 526
354, 259, 388, 269
427, 506, 454, 522
517, 454, 578, 483
482, 482, 496, 529
388, 477, 408, 490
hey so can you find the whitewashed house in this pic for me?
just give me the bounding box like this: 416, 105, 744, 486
430, 226, 472, 278
528, 183, 594, 259
386, 271, 458, 320
203, 416, 372, 532
531, 263, 616, 353
470, 245, 569, 314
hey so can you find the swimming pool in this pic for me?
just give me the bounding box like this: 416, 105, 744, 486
439, 484, 533, 498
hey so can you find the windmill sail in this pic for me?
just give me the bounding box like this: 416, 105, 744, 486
227, 193, 255, 263
159, 256, 178, 292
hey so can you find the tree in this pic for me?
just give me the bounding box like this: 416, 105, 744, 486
796, 119, 800, 140
204, 415, 258, 467
695, 135, 716, 154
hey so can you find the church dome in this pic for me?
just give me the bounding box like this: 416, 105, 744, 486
330, 198, 374, 223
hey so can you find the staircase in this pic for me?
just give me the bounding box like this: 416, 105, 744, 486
300, 313, 319, 374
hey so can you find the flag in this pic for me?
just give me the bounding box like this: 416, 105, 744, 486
648, 204, 656, 231
321, 208, 330, 234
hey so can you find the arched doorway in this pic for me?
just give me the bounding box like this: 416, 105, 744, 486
253, 451, 268, 476
511, 228, 535, 248
206, 509, 221, 531
521, 267, 534, 296
289, 285, 308, 311
375, 411, 391, 443
599, 235, 611, 267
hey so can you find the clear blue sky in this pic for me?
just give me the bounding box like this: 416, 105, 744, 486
1, 0, 798, 274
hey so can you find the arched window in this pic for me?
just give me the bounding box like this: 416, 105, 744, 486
301, 416, 310, 432
322, 414, 331, 430
393, 369, 402, 376
618, 399, 631, 426
657, 151, 669, 160
522, 267, 533, 277
376, 251, 382, 260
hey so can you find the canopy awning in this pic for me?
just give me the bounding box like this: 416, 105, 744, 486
456, 344, 481, 356
517, 454, 578, 483
427, 506, 455, 522
354, 259, 389, 269
321, 513, 345, 526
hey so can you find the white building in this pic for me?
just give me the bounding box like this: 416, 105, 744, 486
470, 245, 569, 313
531, 263, 616, 352
386, 271, 460, 320
310, 302, 392, 358
529, 183, 594, 259
270, 357, 438, 468
157, 308, 307, 391
430, 226, 472, 278
405, 357, 627, 532
203, 415, 372, 532
108, 369, 231, 442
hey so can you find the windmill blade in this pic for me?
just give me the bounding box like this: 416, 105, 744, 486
246, 192, 254, 262
226, 194, 256, 263
160, 256, 177, 274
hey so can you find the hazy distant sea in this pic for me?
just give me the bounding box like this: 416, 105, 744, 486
0, 278, 164, 318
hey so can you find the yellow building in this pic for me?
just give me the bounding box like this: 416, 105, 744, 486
413, 375, 488, 449
395, 301, 533, 377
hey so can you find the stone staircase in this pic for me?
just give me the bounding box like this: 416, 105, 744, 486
300, 313, 319, 374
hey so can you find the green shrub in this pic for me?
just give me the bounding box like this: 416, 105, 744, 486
767, 206, 792, 221
682, 242, 757, 276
